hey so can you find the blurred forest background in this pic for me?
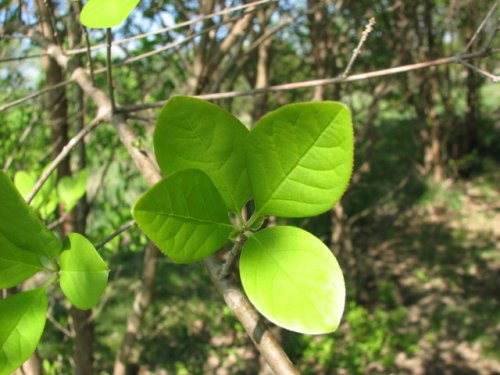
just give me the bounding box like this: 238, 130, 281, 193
0, 0, 499, 374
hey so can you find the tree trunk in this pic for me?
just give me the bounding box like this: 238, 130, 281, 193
35, 1, 95, 374
113, 244, 160, 375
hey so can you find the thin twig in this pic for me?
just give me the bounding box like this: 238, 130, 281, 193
465, 0, 499, 52
95, 219, 136, 250
0, 79, 74, 112
83, 25, 95, 84
121, 48, 498, 112
342, 17, 376, 78
457, 58, 499, 82
0, 53, 47, 63
219, 236, 246, 279
3, 116, 37, 171
106, 28, 116, 113
64, 0, 277, 55
26, 116, 103, 204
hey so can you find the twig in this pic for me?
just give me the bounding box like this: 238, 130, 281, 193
64, 0, 277, 55
219, 236, 245, 279
342, 17, 376, 78
25, 116, 103, 204
465, 0, 499, 52
3, 116, 37, 171
121, 48, 498, 112
0, 53, 46, 63
83, 25, 95, 84
95, 220, 136, 250
106, 28, 116, 113
457, 58, 499, 82
0, 79, 73, 112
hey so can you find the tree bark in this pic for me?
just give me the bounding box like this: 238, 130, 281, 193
35, 1, 95, 374
113, 244, 160, 375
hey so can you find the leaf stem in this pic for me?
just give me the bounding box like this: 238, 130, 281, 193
219, 235, 246, 279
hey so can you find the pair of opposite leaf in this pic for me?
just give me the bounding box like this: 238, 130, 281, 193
132, 96, 354, 335
0, 171, 108, 375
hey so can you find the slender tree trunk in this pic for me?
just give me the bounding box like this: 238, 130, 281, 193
113, 244, 160, 375
35, 1, 95, 374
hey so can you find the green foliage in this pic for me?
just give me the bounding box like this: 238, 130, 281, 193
134, 97, 353, 334
0, 289, 48, 375
0, 171, 61, 289
240, 226, 345, 334
154, 96, 251, 212
14, 170, 58, 220
247, 102, 354, 218
59, 233, 109, 310
0, 172, 108, 371
57, 169, 89, 212
80, 0, 141, 28
133, 169, 233, 263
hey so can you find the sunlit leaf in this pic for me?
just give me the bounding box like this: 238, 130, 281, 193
240, 226, 345, 334
0, 289, 48, 375
133, 169, 233, 263
154, 96, 251, 211
59, 233, 109, 310
247, 102, 353, 218
14, 170, 58, 219
57, 169, 88, 212
80, 0, 140, 28
0, 171, 61, 289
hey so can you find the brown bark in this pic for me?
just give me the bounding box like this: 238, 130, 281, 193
35, 1, 94, 374
252, 8, 272, 124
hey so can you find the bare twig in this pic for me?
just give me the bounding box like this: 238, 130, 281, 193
64, 0, 277, 55
95, 220, 136, 250
342, 17, 376, 78
83, 25, 95, 83
0, 79, 73, 112
457, 58, 499, 82
122, 48, 498, 112
106, 28, 116, 113
219, 236, 245, 279
3, 116, 37, 171
465, 0, 499, 52
25, 116, 103, 204
0, 53, 46, 63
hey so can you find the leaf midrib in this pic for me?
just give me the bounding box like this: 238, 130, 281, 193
135, 210, 233, 228
255, 107, 344, 216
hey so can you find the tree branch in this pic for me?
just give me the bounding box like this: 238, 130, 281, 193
122, 48, 498, 112
30, 28, 298, 374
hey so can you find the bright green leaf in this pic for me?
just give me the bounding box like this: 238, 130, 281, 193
80, 0, 141, 28
154, 96, 251, 212
57, 169, 88, 212
0, 171, 61, 288
14, 170, 58, 219
59, 233, 109, 310
0, 289, 48, 375
239, 226, 345, 334
133, 169, 233, 263
247, 102, 353, 218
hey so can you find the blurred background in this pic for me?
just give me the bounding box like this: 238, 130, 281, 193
1, 0, 499, 374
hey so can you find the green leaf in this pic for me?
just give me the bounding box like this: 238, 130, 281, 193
59, 233, 109, 310
80, 0, 141, 28
133, 169, 233, 263
239, 226, 345, 334
0, 289, 48, 375
247, 102, 353, 218
57, 169, 88, 212
0, 171, 61, 288
154, 96, 251, 212
14, 170, 58, 219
